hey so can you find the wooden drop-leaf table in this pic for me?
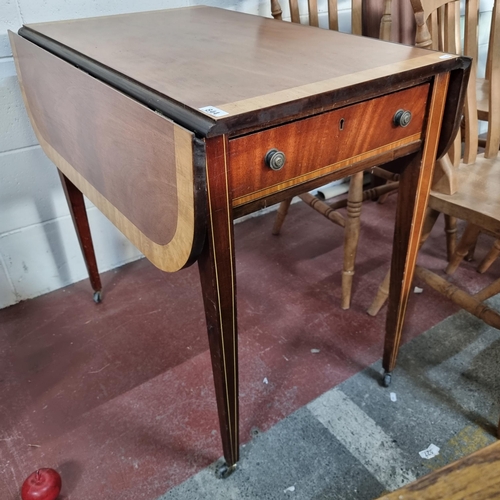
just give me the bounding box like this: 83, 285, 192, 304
9, 6, 470, 477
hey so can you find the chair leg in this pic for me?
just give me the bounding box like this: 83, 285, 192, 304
367, 207, 440, 316
377, 190, 391, 204
478, 239, 500, 274
341, 171, 364, 310
415, 266, 500, 330
446, 223, 482, 275
444, 215, 457, 261
464, 225, 479, 262
367, 271, 390, 316
474, 277, 500, 302
466, 240, 478, 262
272, 198, 293, 235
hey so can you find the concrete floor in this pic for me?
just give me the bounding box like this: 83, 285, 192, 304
1, 195, 499, 499
163, 304, 499, 499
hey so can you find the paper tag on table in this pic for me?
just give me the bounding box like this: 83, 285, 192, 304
419, 444, 440, 459
199, 106, 229, 117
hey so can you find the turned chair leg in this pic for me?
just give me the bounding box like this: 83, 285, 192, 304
444, 215, 457, 261
478, 239, 500, 274
446, 217, 479, 264
446, 223, 482, 275
367, 207, 440, 316
272, 198, 293, 235
341, 171, 364, 310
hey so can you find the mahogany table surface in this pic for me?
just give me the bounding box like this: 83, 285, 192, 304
9, 6, 470, 475
20, 6, 462, 135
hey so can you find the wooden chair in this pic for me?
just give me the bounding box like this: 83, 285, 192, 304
373, 0, 500, 386
458, 1, 500, 273
370, 0, 500, 318
269, 0, 399, 310
429, 0, 500, 272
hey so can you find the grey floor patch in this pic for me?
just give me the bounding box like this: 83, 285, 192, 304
158, 299, 500, 500
308, 388, 416, 490
160, 408, 385, 500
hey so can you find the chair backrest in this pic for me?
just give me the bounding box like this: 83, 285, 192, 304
270, 0, 363, 35
270, 0, 498, 164
410, 0, 461, 52
410, 0, 499, 166
482, 1, 499, 158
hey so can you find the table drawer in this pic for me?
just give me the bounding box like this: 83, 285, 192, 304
228, 83, 430, 206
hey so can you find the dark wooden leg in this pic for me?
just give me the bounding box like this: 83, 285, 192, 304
382, 158, 441, 382
198, 136, 238, 477
59, 172, 102, 302
382, 152, 424, 385
382, 72, 450, 385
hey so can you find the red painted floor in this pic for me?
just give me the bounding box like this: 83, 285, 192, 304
1, 196, 498, 499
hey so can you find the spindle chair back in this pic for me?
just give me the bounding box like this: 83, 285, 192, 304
269, 0, 398, 310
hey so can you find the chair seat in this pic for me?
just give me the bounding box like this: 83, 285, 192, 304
429, 154, 500, 236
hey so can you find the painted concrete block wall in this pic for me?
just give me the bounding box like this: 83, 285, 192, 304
0, 0, 493, 309
0, 0, 275, 309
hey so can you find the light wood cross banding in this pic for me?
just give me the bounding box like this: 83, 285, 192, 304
9, 6, 469, 477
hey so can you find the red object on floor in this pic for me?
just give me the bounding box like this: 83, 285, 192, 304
1, 197, 498, 499
21, 468, 61, 500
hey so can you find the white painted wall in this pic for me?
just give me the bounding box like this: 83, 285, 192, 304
0, 0, 493, 309
0, 0, 276, 308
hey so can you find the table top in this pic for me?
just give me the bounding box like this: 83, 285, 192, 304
20, 6, 466, 136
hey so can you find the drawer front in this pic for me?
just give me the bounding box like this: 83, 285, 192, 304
228, 84, 430, 206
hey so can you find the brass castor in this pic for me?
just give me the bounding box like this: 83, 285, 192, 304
215, 462, 236, 479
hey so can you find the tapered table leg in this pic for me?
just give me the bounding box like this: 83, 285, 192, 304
59, 172, 102, 302
382, 73, 450, 385
198, 136, 239, 478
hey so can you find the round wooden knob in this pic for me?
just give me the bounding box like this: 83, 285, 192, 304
265, 149, 286, 171
393, 109, 412, 127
